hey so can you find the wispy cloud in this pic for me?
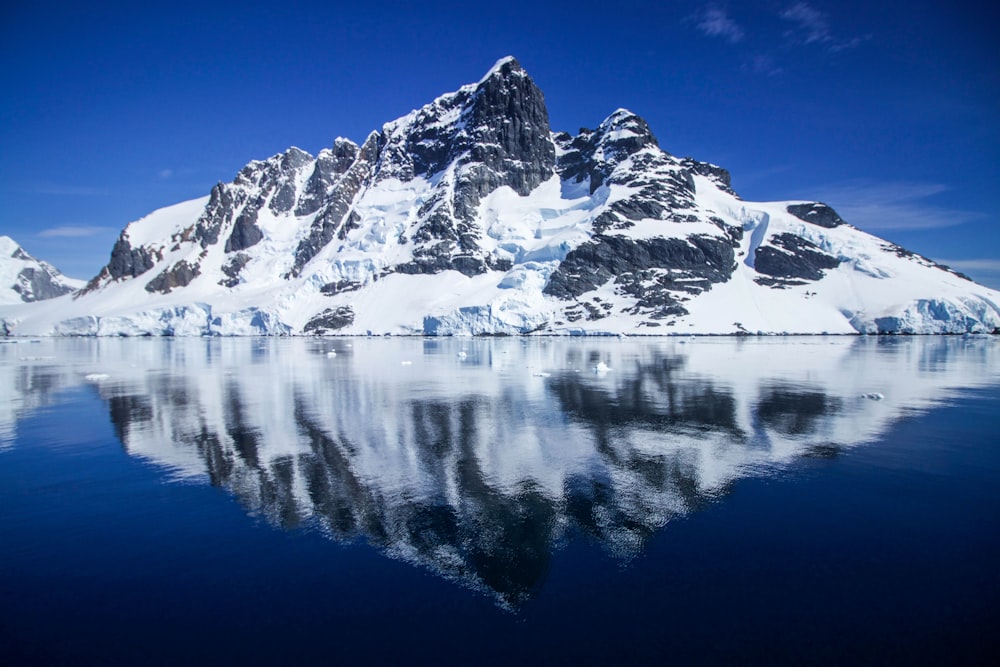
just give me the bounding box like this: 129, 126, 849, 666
694, 6, 744, 43
804, 180, 982, 231
780, 3, 830, 44
743, 54, 782, 77
689, 2, 866, 76
37, 226, 115, 238
157, 169, 174, 180
780, 2, 865, 51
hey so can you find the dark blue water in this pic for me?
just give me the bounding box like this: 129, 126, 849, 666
1, 337, 998, 665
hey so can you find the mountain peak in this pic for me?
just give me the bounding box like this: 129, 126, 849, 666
477, 55, 523, 84
597, 108, 658, 149
0, 235, 19, 257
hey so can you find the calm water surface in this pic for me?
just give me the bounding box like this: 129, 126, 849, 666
1, 336, 998, 665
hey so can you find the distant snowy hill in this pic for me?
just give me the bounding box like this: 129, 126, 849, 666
0, 236, 83, 309
2, 57, 999, 336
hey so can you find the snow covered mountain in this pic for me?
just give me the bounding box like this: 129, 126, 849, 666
0, 236, 83, 309
2, 56, 998, 336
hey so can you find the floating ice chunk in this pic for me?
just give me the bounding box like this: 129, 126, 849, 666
85, 373, 110, 382
593, 362, 612, 374
533, 372, 551, 378
326, 351, 337, 357
862, 392, 884, 401
457, 351, 467, 359
401, 361, 413, 366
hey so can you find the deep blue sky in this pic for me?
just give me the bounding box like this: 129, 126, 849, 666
2, 0, 998, 287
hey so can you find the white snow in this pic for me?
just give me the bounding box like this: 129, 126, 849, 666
0, 236, 85, 306
119, 196, 211, 247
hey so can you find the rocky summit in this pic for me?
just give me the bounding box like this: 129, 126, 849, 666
2, 57, 999, 336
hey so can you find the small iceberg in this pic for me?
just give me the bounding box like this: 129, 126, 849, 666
593, 361, 612, 374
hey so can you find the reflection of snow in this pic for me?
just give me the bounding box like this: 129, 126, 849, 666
2, 336, 998, 605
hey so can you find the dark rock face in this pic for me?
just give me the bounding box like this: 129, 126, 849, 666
555, 111, 718, 236
319, 279, 363, 296
680, 157, 736, 196
227, 148, 312, 250
453, 57, 555, 199
220, 253, 251, 288
754, 233, 840, 281
145, 260, 201, 294
545, 234, 736, 318
289, 133, 380, 277
93, 146, 314, 292
13, 267, 77, 301
267, 148, 311, 210
224, 211, 264, 253
304, 306, 355, 333
180, 148, 314, 260
555, 110, 660, 194
295, 139, 359, 216
107, 235, 157, 279
192, 183, 234, 249
786, 203, 846, 229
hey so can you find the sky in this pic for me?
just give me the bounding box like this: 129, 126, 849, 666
2, 0, 998, 287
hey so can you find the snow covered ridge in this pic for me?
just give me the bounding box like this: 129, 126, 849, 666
0, 236, 84, 311
2, 55, 999, 336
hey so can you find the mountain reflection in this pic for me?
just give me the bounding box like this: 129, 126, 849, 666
2, 336, 998, 607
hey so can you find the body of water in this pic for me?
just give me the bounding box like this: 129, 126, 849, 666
1, 336, 998, 665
